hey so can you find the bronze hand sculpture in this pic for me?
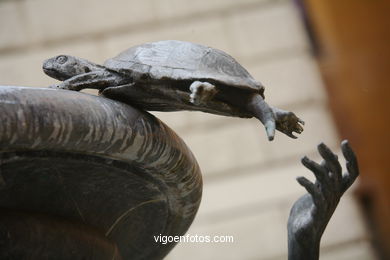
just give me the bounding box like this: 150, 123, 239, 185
288, 140, 359, 260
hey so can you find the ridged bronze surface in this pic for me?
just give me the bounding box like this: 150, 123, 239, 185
0, 86, 202, 260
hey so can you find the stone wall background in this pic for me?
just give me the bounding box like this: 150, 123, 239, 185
0, 0, 376, 259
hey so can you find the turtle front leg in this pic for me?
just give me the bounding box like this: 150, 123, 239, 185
50, 71, 121, 92
189, 81, 218, 105
272, 107, 304, 139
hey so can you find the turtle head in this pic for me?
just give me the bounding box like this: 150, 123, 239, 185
43, 55, 93, 81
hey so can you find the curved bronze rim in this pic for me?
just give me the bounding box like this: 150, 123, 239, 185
0, 86, 202, 259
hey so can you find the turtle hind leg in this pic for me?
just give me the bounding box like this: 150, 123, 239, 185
271, 107, 304, 139
247, 94, 276, 141
189, 81, 218, 105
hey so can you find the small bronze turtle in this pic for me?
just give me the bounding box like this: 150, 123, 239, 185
43, 40, 304, 140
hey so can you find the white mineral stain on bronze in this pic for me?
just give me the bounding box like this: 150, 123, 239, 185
47, 116, 62, 142
62, 114, 74, 145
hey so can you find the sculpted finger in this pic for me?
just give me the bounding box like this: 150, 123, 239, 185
341, 140, 359, 177
318, 143, 342, 184
301, 156, 330, 188
297, 176, 323, 206
341, 140, 359, 191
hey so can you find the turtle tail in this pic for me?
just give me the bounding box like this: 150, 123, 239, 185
247, 94, 276, 141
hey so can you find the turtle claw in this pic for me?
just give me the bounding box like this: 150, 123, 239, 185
48, 83, 69, 90
287, 132, 298, 139
49, 82, 83, 91
294, 122, 304, 134
48, 84, 60, 89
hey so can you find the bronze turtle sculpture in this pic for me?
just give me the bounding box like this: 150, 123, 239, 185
43, 40, 304, 140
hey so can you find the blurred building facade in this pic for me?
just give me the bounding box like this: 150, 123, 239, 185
0, 0, 378, 259
305, 0, 390, 258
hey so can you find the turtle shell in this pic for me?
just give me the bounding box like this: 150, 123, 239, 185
104, 40, 263, 93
